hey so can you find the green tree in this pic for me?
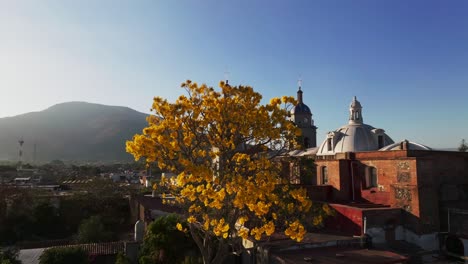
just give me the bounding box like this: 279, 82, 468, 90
139, 214, 199, 264
58, 192, 129, 240
0, 188, 34, 244
1, 188, 130, 244
76, 216, 112, 243
458, 139, 468, 152
0, 247, 21, 264
115, 252, 130, 264
299, 157, 316, 184
32, 202, 63, 239
39, 247, 88, 264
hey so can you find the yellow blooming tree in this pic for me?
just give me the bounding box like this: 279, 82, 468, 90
127, 80, 316, 264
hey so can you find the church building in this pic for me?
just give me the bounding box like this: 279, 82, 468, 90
290, 85, 317, 148
288, 89, 468, 256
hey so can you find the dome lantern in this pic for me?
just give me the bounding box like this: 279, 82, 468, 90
349, 96, 363, 124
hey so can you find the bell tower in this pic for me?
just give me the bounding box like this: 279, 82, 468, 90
291, 80, 317, 148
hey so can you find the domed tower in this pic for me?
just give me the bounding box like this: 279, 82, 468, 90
290, 83, 317, 148
317, 96, 394, 155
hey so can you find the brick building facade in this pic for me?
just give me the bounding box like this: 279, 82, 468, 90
289, 95, 468, 253
312, 149, 468, 247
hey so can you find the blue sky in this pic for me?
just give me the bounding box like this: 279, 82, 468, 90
0, 0, 467, 148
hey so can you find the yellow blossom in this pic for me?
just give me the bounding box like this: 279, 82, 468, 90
126, 79, 318, 253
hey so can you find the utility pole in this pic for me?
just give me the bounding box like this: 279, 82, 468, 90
18, 137, 24, 170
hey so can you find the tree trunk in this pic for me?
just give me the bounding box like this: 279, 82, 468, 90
189, 224, 229, 264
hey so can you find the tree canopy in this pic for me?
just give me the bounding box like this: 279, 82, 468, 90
127, 81, 320, 263
76, 216, 112, 243
139, 214, 199, 264
0, 247, 21, 264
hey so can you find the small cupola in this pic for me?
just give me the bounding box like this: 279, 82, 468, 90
349, 96, 363, 124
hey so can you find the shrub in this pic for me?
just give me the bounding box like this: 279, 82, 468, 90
139, 214, 199, 264
0, 247, 21, 264
115, 252, 130, 264
76, 216, 112, 243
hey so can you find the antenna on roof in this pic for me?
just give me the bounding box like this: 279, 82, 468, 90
33, 142, 37, 164
18, 137, 24, 170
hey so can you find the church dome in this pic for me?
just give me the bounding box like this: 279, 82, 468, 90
291, 102, 311, 114
317, 96, 394, 155
379, 140, 431, 151
290, 88, 311, 115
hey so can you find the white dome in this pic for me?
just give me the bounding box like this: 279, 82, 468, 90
316, 96, 394, 156
379, 140, 431, 151
317, 124, 394, 155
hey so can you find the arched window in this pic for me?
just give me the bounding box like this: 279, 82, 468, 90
304, 137, 310, 148
321, 166, 328, 185
365, 166, 378, 188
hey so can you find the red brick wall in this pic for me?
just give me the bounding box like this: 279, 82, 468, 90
324, 204, 363, 236
357, 158, 419, 216
416, 152, 468, 233
302, 185, 332, 201
315, 150, 468, 234
361, 189, 390, 205
316, 155, 420, 207
323, 204, 403, 236
315, 159, 352, 201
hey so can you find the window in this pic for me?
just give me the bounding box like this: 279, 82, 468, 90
327, 138, 332, 151
321, 166, 328, 185
304, 137, 310, 148
365, 167, 378, 188
378, 135, 384, 148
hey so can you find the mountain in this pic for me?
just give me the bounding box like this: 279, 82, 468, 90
0, 102, 149, 163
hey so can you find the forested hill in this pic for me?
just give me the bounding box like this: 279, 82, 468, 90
0, 102, 148, 163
